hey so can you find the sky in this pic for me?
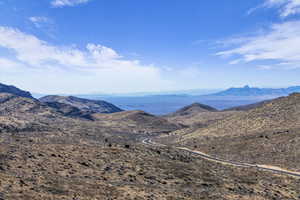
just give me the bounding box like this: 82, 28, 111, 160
0, 0, 300, 94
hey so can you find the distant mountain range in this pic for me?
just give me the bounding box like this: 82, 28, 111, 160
2, 82, 300, 115
32, 85, 300, 99
76, 85, 300, 99
212, 85, 300, 97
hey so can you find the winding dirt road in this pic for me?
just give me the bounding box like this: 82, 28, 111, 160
142, 138, 300, 178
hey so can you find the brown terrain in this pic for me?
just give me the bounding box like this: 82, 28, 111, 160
161, 102, 242, 145
1, 84, 300, 200
164, 103, 240, 127
93, 110, 181, 136
162, 93, 300, 172
1, 140, 300, 200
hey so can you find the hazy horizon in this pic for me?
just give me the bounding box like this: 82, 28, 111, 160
19, 84, 300, 97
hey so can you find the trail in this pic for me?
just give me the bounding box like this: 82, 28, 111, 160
142, 138, 300, 178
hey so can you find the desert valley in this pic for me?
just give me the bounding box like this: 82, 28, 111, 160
1, 82, 300, 200
2, 1, 300, 199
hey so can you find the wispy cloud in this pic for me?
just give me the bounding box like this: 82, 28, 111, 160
266, 0, 300, 17
250, 0, 300, 18
29, 17, 52, 28
51, 0, 91, 8
28, 16, 57, 38
216, 21, 300, 69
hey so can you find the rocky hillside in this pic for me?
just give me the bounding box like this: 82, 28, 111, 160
170, 93, 300, 171
1, 139, 300, 200
0, 93, 66, 133
40, 95, 123, 114
0, 92, 180, 141
43, 101, 94, 120
0, 83, 33, 98
0, 93, 94, 134
224, 99, 272, 111
185, 93, 300, 138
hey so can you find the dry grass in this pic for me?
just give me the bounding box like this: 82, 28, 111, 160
0, 138, 299, 200
163, 93, 300, 171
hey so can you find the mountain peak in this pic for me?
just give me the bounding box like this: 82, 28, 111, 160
213, 85, 300, 97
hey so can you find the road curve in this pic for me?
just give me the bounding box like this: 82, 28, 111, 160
142, 138, 300, 178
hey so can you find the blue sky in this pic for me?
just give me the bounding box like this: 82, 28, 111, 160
0, 0, 300, 94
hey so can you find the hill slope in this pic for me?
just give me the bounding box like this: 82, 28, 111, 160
40, 95, 123, 114
164, 103, 239, 127
171, 93, 300, 170
93, 110, 181, 135
43, 101, 94, 120
224, 99, 272, 111
167, 103, 217, 117
0, 92, 179, 140
0, 93, 67, 133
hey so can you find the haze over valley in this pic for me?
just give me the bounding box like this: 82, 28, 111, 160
79, 85, 300, 115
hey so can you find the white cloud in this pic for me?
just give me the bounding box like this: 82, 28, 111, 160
255, 0, 300, 17
51, 0, 91, 7
0, 26, 204, 94
28, 17, 57, 39
216, 21, 300, 69
0, 27, 88, 66
29, 17, 50, 24
86, 43, 121, 61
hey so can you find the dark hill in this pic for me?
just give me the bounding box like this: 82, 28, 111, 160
39, 95, 123, 114
44, 102, 94, 120
0, 83, 33, 98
